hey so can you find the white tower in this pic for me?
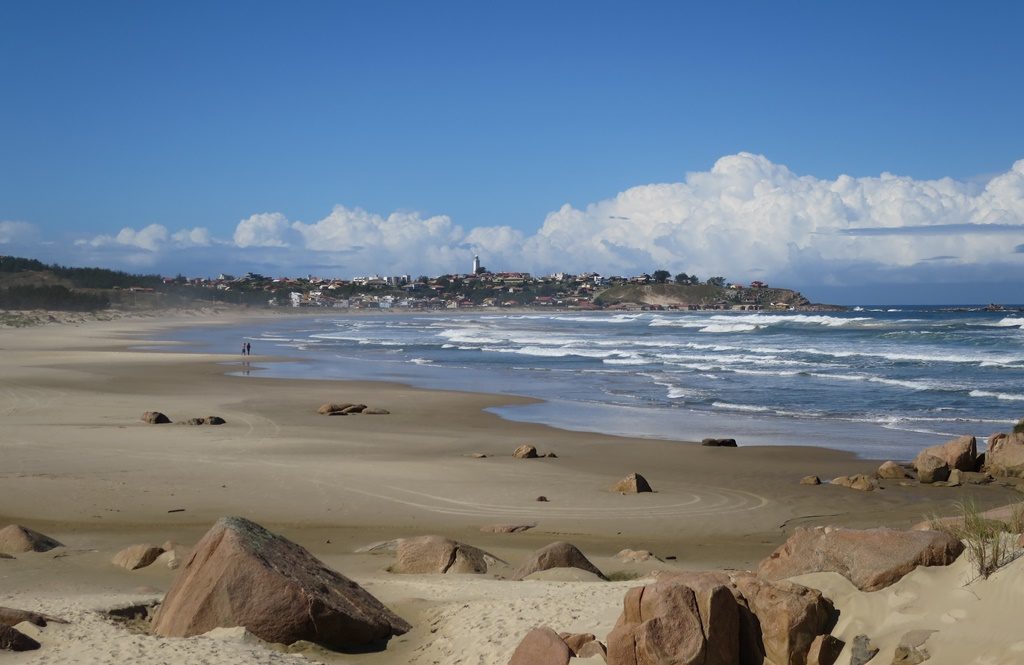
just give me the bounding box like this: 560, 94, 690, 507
472, 255, 481, 275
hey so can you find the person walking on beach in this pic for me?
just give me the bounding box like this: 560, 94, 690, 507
241, 341, 247, 356
246, 342, 251, 356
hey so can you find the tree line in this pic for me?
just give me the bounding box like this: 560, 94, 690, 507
651, 270, 726, 287
0, 284, 110, 311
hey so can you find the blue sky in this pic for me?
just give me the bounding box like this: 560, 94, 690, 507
1, 1, 1023, 303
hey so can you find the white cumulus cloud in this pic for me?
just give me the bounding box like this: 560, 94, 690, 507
233, 213, 294, 248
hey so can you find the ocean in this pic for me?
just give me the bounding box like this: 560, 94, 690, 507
167, 307, 1024, 461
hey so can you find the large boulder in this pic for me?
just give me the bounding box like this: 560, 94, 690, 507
513, 542, 607, 581
112, 544, 164, 570
915, 455, 950, 484
151, 517, 409, 649
0, 525, 62, 554
606, 570, 837, 665
611, 472, 653, 493
391, 535, 489, 574
985, 431, 1024, 477
914, 435, 977, 473
508, 626, 571, 665
514, 444, 539, 459
757, 526, 964, 591
877, 461, 911, 480
0, 624, 39, 652
141, 411, 171, 424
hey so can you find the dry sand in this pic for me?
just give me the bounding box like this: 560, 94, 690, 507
1, 311, 1020, 664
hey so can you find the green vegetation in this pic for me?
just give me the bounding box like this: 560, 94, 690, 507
593, 282, 812, 308
0, 284, 110, 311
929, 499, 1024, 580
1013, 418, 1024, 434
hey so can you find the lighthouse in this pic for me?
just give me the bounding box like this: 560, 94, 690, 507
472, 255, 481, 275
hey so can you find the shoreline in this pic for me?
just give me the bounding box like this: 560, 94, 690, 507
3, 309, 1021, 664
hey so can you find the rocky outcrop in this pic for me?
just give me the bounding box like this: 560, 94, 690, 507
112, 544, 164, 570
390, 535, 490, 574
514, 445, 539, 459
806, 633, 844, 665
317, 403, 353, 415
513, 542, 607, 581
0, 624, 39, 652
151, 517, 409, 649
141, 411, 171, 424
915, 455, 950, 484
831, 474, 878, 491
914, 435, 977, 473
186, 416, 226, 425
0, 525, 62, 554
701, 438, 737, 447
800, 475, 821, 485
757, 526, 964, 591
611, 472, 653, 493
985, 431, 1024, 477
508, 626, 571, 665
606, 570, 838, 665
877, 461, 911, 480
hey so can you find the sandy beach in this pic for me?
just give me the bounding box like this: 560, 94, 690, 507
2, 311, 1022, 664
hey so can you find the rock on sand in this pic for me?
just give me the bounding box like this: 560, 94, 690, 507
0, 525, 63, 554
757, 526, 964, 591
512, 542, 607, 581
151, 516, 409, 649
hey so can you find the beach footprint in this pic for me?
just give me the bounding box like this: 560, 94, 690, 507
940, 607, 968, 624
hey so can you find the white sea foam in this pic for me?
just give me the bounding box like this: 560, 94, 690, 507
712, 401, 771, 413
409, 358, 434, 365
989, 317, 1024, 328
969, 390, 1024, 402
698, 323, 759, 333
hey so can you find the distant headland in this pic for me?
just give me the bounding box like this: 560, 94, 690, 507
0, 254, 844, 314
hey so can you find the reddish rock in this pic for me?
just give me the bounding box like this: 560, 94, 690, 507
577, 639, 609, 660
832, 474, 877, 491
877, 461, 911, 480
559, 631, 598, 655
606, 570, 836, 665
914, 435, 977, 473
141, 411, 171, 424
514, 444, 539, 459
985, 431, 1024, 477
916, 455, 951, 484
112, 544, 165, 570
0, 624, 39, 652
806, 634, 845, 665
509, 626, 571, 665
757, 526, 964, 591
391, 535, 489, 574
151, 517, 409, 649
611, 472, 653, 493
513, 542, 607, 581
0, 525, 62, 554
